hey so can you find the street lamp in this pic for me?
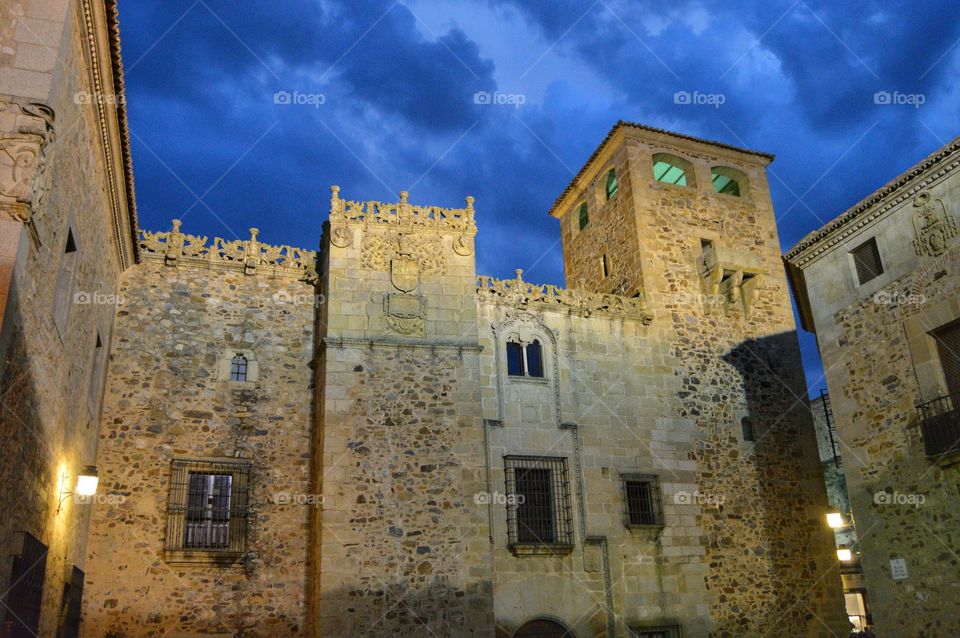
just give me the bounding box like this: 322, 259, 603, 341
57, 465, 99, 513
837, 546, 854, 562
826, 512, 846, 529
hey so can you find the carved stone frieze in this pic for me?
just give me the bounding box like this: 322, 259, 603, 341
362, 231, 446, 275
330, 185, 477, 233
912, 191, 957, 257
477, 270, 652, 323
140, 220, 317, 279
0, 98, 55, 225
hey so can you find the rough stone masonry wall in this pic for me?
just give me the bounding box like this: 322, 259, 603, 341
637, 181, 848, 637
0, 10, 124, 636
823, 248, 960, 637
80, 259, 316, 637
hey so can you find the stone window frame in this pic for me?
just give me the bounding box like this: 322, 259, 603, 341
52, 218, 80, 340
850, 236, 885, 286
492, 312, 563, 427
620, 472, 665, 531
904, 295, 960, 403
503, 455, 575, 556
218, 349, 259, 384
506, 339, 545, 379
163, 458, 252, 565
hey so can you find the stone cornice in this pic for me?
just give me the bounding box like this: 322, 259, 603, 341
80, 0, 139, 269
329, 185, 476, 233
785, 135, 960, 268
140, 221, 317, 279
476, 270, 653, 323
322, 337, 483, 353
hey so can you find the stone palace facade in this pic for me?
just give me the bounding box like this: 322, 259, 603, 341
72, 122, 847, 637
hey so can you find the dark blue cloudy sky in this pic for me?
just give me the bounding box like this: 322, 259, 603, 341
117, 0, 960, 396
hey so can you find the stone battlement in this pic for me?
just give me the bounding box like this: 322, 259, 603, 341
330, 185, 476, 232
139, 220, 317, 278
476, 270, 652, 323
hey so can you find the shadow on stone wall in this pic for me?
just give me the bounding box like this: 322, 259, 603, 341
717, 331, 849, 636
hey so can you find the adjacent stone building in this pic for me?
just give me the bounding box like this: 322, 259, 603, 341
0, 0, 137, 636
786, 134, 960, 636
73, 121, 848, 637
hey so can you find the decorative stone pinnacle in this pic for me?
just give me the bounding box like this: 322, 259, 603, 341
514, 269, 524, 282
400, 191, 409, 204
171, 219, 182, 233
249, 228, 259, 240
466, 196, 475, 212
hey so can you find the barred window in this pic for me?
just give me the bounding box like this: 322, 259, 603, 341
504, 456, 573, 550
851, 238, 883, 285
5, 532, 47, 638
165, 460, 251, 558
632, 625, 682, 638
230, 353, 249, 382
506, 341, 545, 379
622, 474, 664, 527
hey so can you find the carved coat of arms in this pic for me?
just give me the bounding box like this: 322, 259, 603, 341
390, 257, 419, 293
912, 191, 957, 257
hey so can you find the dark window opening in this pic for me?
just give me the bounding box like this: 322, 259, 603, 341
507, 342, 525, 376
605, 168, 618, 200
504, 456, 573, 548
526, 340, 544, 378
623, 474, 664, 527
935, 321, 960, 397
57, 566, 84, 638
632, 626, 682, 638
602, 255, 610, 278
6, 532, 48, 638
578, 202, 589, 230
851, 238, 883, 285
230, 353, 249, 382
741, 417, 755, 442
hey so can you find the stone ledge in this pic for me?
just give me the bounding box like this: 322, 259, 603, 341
323, 337, 483, 353
507, 543, 575, 557
163, 550, 246, 566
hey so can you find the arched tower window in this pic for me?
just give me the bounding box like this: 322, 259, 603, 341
230, 354, 249, 382
711, 166, 747, 197
577, 202, 589, 230
605, 168, 618, 200
652, 153, 693, 187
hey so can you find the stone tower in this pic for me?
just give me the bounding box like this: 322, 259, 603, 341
311, 188, 495, 636
549, 121, 849, 635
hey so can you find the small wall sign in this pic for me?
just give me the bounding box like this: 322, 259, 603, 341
890, 558, 909, 580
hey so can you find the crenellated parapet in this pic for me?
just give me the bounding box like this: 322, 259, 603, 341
140, 220, 317, 279
329, 185, 476, 233
477, 269, 652, 323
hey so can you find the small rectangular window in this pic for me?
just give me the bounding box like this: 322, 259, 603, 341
578, 202, 589, 230
506, 342, 525, 376
230, 353, 249, 382
165, 459, 250, 557
622, 474, 664, 527
741, 417, 755, 442
851, 238, 883, 285
504, 456, 573, 549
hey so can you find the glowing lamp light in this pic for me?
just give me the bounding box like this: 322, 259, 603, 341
837, 547, 853, 562
75, 466, 99, 496
826, 512, 845, 529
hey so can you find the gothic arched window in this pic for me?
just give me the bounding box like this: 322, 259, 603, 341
507, 340, 545, 378
652, 153, 693, 187
230, 354, 249, 382
711, 165, 747, 197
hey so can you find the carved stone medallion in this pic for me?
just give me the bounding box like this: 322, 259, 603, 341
453, 235, 474, 256
330, 226, 352, 248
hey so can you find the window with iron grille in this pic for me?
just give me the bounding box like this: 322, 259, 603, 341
165, 460, 251, 559
4, 532, 47, 638
504, 456, 573, 550
632, 624, 682, 638
622, 474, 664, 528
934, 320, 960, 397
230, 353, 249, 382
851, 238, 883, 285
